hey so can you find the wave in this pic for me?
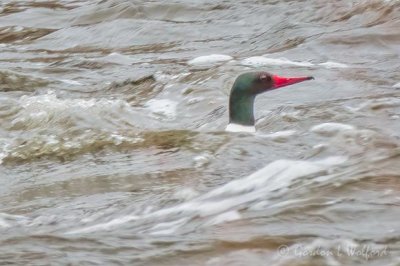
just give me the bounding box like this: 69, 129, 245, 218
0, 70, 49, 92
66, 156, 347, 234
0, 92, 149, 163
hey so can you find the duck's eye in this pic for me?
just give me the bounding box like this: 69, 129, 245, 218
260, 74, 271, 82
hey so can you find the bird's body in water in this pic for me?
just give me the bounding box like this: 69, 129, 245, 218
226, 72, 313, 132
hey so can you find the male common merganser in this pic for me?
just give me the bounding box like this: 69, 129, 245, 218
226, 72, 313, 132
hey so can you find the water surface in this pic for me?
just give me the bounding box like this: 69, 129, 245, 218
0, 0, 399, 265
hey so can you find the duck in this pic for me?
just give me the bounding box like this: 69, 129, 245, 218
226, 72, 313, 132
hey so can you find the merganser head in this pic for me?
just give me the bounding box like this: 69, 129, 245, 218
227, 72, 313, 132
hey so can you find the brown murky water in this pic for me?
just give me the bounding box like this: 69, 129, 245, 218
0, 0, 400, 265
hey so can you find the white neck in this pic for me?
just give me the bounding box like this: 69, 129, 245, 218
225, 123, 256, 133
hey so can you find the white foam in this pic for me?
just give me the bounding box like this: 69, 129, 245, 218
152, 71, 190, 84
318, 61, 349, 68
187, 97, 205, 105
102, 52, 139, 65
241, 56, 348, 69
206, 210, 241, 226
145, 99, 177, 120
393, 82, 400, 89
260, 130, 297, 142
203, 159, 324, 200
67, 156, 345, 234
60, 79, 83, 85
173, 188, 199, 200
149, 218, 188, 235
110, 134, 142, 145
241, 56, 314, 67
11, 92, 133, 128
193, 153, 212, 168
310, 123, 356, 137
226, 123, 256, 133
188, 54, 233, 66
18, 92, 129, 111
68, 215, 139, 234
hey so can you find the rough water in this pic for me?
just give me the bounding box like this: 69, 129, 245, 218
0, 0, 400, 265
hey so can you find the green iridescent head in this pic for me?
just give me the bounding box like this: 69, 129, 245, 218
229, 72, 313, 126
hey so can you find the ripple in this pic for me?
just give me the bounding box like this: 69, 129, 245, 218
188, 54, 233, 66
